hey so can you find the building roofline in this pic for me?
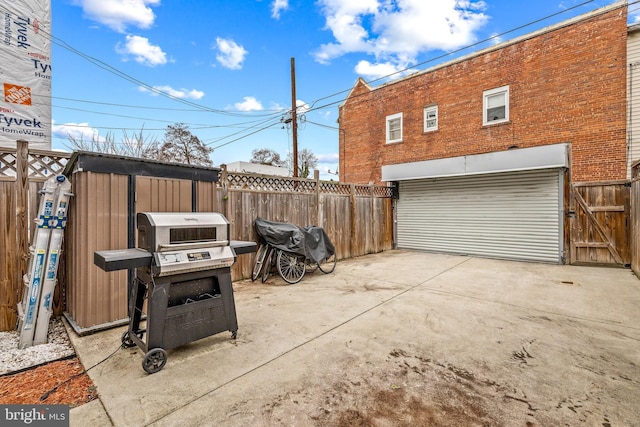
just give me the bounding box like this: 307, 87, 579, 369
358, 0, 627, 94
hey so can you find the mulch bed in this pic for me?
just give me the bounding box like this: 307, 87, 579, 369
0, 357, 97, 407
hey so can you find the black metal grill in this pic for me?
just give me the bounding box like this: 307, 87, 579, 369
94, 212, 256, 373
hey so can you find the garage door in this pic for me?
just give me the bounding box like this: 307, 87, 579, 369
396, 169, 563, 263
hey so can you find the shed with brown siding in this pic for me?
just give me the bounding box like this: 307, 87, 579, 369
62, 151, 220, 334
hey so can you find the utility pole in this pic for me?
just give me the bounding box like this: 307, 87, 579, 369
290, 57, 298, 178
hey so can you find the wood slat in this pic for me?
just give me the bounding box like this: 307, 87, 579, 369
0, 147, 394, 331
570, 183, 629, 265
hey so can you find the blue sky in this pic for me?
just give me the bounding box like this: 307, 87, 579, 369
50, 0, 634, 179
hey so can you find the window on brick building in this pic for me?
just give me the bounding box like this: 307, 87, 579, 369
386, 112, 403, 143
424, 105, 438, 132
483, 86, 509, 125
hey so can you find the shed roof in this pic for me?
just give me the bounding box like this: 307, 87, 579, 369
63, 151, 220, 182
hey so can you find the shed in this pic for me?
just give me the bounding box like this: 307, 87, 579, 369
62, 151, 221, 334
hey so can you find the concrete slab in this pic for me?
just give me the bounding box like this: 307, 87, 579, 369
68, 251, 640, 426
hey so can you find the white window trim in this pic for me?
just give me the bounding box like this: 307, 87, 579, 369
483, 85, 510, 126
424, 105, 438, 132
386, 112, 403, 144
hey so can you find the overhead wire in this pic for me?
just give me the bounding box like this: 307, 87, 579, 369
1, 0, 632, 148
0, 3, 283, 121
306, 0, 598, 110
0, 2, 290, 147
303, 0, 634, 118
42, 101, 285, 130
46, 95, 287, 113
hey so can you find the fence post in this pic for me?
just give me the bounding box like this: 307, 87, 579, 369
350, 183, 356, 258
369, 182, 376, 254
314, 170, 320, 226
220, 164, 230, 220
15, 140, 29, 326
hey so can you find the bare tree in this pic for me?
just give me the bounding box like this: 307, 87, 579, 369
65, 127, 159, 159
287, 148, 318, 178
66, 131, 118, 154
250, 148, 286, 167
119, 128, 160, 158
157, 123, 213, 166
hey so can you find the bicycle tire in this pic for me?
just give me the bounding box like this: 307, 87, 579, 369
262, 247, 275, 283
318, 253, 337, 274
277, 249, 306, 284
252, 244, 268, 281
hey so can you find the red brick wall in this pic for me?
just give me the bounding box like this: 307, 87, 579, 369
339, 6, 628, 184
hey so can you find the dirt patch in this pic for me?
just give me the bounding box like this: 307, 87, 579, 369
258, 349, 550, 426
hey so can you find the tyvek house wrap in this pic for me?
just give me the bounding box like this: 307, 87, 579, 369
0, 0, 51, 149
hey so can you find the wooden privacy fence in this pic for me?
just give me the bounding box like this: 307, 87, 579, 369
0, 141, 71, 331
631, 162, 640, 276
0, 146, 393, 332
211, 167, 394, 260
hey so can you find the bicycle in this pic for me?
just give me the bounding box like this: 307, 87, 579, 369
252, 218, 337, 285
252, 243, 307, 284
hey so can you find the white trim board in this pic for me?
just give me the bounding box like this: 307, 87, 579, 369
381, 143, 569, 182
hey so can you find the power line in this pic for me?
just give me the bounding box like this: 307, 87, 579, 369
304, 0, 630, 117
1, 0, 630, 149
46, 102, 285, 129
305, 0, 603, 112
0, 3, 283, 120
46, 95, 287, 113
210, 119, 283, 149
306, 120, 339, 131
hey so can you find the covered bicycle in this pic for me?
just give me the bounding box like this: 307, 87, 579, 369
252, 218, 336, 284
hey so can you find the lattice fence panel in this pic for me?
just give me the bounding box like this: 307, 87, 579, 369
0, 149, 70, 179
372, 186, 394, 197
319, 181, 350, 195
28, 151, 70, 179
226, 173, 316, 193
0, 151, 17, 177
354, 185, 373, 196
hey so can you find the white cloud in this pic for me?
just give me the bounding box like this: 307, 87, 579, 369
314, 0, 488, 76
72, 0, 160, 33
116, 35, 168, 66
354, 60, 406, 80
139, 85, 205, 100
52, 122, 104, 143
488, 33, 503, 45
234, 96, 264, 111
215, 37, 248, 70
296, 99, 310, 115
316, 153, 339, 163
271, 0, 289, 19
269, 102, 289, 111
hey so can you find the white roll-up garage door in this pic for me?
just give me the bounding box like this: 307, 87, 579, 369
396, 169, 563, 263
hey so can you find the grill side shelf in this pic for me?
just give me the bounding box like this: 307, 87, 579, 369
230, 240, 258, 256
94, 248, 153, 272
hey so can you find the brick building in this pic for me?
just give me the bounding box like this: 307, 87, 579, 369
338, 2, 628, 264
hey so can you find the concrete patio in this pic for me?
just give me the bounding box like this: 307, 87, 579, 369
68, 250, 640, 426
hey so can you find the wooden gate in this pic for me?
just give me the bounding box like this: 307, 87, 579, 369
569, 181, 630, 266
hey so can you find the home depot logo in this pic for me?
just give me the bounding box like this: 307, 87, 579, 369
4, 83, 31, 106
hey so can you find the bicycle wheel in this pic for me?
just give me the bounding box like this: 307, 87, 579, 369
262, 247, 275, 283
318, 253, 337, 274
277, 250, 306, 284
305, 258, 318, 273
252, 244, 268, 281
